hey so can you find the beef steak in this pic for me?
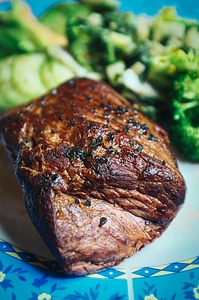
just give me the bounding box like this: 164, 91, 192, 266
0, 78, 186, 275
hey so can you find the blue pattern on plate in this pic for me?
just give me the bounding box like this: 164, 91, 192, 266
0, 250, 128, 300
131, 257, 199, 299
1, 239, 199, 299
132, 268, 199, 300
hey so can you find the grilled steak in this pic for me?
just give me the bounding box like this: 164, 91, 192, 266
0, 78, 186, 276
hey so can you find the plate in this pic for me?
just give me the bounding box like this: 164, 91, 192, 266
0, 1, 199, 299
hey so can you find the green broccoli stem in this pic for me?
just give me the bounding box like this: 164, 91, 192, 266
101, 30, 116, 64
180, 100, 199, 112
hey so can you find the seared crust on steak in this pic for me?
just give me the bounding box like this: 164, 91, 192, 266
0, 78, 186, 275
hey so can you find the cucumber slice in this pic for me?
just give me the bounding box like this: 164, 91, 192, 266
50, 59, 74, 84
11, 53, 47, 97
185, 26, 199, 49
0, 56, 28, 110
40, 58, 74, 89
40, 58, 57, 88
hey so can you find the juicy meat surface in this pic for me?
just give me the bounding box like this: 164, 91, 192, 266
0, 78, 186, 275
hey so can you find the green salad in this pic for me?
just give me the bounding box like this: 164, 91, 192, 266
0, 0, 199, 161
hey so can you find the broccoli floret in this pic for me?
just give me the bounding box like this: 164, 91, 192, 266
67, 18, 106, 72
146, 49, 199, 90
170, 72, 199, 161
66, 10, 136, 74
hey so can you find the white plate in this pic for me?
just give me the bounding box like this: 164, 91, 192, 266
0, 1, 199, 299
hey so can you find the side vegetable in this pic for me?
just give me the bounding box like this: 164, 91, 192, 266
0, 52, 73, 110
63, 4, 199, 120
170, 70, 199, 161
0, 46, 99, 111
0, 0, 67, 58
0, 1, 97, 110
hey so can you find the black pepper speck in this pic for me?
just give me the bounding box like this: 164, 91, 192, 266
75, 199, 80, 204
136, 145, 143, 152
115, 149, 121, 154
148, 134, 158, 142
116, 105, 126, 115
52, 173, 59, 182
131, 152, 138, 158
106, 146, 114, 154
70, 118, 76, 126
124, 125, 132, 133
140, 123, 149, 134
129, 140, 134, 147
99, 217, 107, 227
85, 199, 91, 207
97, 135, 103, 142
103, 111, 110, 117
88, 122, 94, 129
90, 139, 101, 150
108, 133, 115, 142
86, 94, 92, 101
99, 157, 108, 164
97, 166, 106, 174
